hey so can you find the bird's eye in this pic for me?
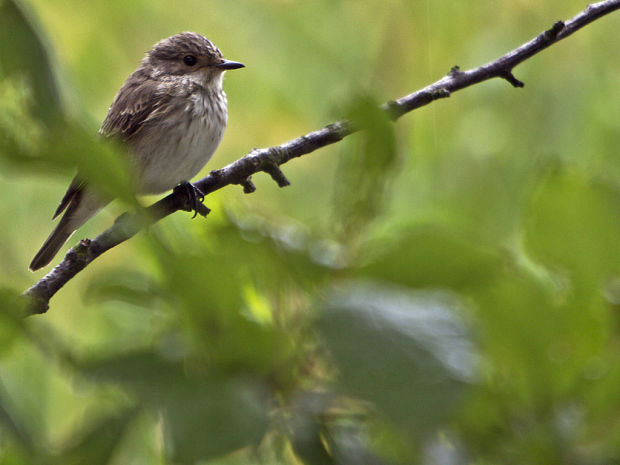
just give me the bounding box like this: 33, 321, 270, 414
183, 55, 197, 66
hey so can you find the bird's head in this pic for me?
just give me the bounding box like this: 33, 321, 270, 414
145, 32, 244, 87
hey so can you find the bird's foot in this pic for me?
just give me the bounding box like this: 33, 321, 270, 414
174, 182, 210, 218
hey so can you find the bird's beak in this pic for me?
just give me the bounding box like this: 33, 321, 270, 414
214, 59, 245, 70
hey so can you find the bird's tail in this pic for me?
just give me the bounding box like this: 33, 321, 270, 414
29, 219, 77, 272
29, 189, 105, 271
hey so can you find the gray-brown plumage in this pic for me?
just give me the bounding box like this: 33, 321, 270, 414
30, 32, 244, 271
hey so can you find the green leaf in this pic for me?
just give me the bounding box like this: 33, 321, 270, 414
525, 172, 620, 283
0, 112, 136, 204
0, 0, 63, 123
42, 123, 137, 206
318, 281, 476, 433
136, 219, 315, 376
0, 1, 135, 200
0, 288, 28, 352
83, 269, 162, 308
289, 414, 334, 465
0, 390, 35, 455
332, 95, 399, 242
81, 351, 270, 464
162, 378, 268, 464
81, 351, 186, 398
327, 424, 386, 465
361, 225, 498, 291
52, 409, 137, 465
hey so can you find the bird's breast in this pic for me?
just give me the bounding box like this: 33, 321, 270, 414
130, 88, 228, 194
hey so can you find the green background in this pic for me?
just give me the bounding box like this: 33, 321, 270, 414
1, 0, 619, 463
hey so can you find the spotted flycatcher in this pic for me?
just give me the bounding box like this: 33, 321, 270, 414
29, 32, 244, 271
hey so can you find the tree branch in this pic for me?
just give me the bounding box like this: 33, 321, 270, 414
23, 0, 620, 314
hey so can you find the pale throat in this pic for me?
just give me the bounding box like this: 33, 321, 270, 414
181, 68, 225, 91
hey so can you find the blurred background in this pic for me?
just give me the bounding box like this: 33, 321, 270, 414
1, 0, 619, 463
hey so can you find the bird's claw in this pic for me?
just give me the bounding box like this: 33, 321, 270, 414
174, 182, 210, 218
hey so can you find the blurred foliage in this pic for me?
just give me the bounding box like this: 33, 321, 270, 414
0, 0, 619, 463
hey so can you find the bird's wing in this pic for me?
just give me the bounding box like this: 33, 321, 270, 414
52, 76, 184, 227
53, 76, 171, 219
99, 74, 172, 140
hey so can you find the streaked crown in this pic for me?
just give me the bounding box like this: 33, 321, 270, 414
149, 32, 223, 63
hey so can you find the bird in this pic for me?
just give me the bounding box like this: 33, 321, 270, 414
29, 32, 244, 271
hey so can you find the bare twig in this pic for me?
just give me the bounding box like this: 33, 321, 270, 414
24, 0, 620, 314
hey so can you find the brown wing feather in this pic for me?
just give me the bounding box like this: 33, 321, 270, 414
99, 70, 170, 140
53, 72, 168, 220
